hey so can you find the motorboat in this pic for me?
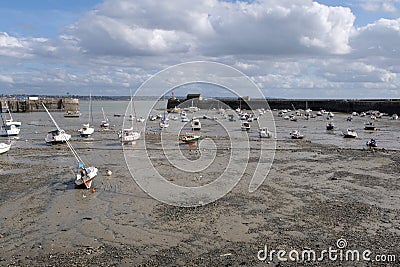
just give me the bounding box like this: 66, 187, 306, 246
391, 114, 398, 120
342, 129, 358, 138
290, 130, 304, 139
366, 138, 377, 148
180, 133, 200, 144
45, 129, 71, 144
0, 143, 11, 154
64, 110, 81, 118
241, 121, 250, 131
364, 122, 377, 131
258, 128, 272, 138
191, 119, 201, 131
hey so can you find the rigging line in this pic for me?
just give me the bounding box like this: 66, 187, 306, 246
42, 103, 87, 166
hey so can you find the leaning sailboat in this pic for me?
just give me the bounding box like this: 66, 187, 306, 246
43, 103, 98, 189
0, 112, 20, 137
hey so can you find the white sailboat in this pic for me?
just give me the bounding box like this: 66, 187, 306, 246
78, 93, 95, 137
5, 109, 21, 127
0, 113, 20, 137
100, 107, 110, 129
43, 103, 98, 189
159, 96, 169, 129
118, 91, 141, 144
0, 143, 11, 154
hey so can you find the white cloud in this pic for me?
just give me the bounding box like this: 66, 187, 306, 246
1, 0, 400, 98
359, 0, 399, 12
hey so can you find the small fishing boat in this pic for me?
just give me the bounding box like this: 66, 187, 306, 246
342, 129, 358, 138
0, 143, 11, 154
191, 119, 201, 131
45, 129, 71, 144
391, 114, 398, 120
290, 130, 304, 139
258, 128, 272, 138
43, 103, 98, 189
366, 138, 377, 148
364, 121, 377, 131
241, 121, 250, 131
64, 110, 81, 118
326, 122, 335, 130
180, 133, 200, 144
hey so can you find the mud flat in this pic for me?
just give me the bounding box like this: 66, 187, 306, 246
1, 119, 400, 266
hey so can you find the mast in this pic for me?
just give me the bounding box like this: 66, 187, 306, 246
89, 93, 93, 125
7, 108, 13, 121
42, 103, 86, 166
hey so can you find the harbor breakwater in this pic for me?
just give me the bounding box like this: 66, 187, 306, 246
167, 98, 400, 114
0, 97, 79, 112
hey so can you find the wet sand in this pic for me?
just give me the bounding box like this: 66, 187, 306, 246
1, 112, 400, 266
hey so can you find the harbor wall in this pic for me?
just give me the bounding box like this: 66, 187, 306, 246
0, 97, 79, 112
167, 98, 400, 114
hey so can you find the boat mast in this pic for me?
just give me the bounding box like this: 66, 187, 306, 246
7, 108, 13, 121
89, 93, 93, 125
42, 103, 86, 166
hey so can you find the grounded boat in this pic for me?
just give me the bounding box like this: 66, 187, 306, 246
64, 110, 81, 118
391, 114, 398, 120
258, 128, 272, 138
326, 122, 335, 130
241, 121, 250, 131
290, 130, 304, 139
43, 103, 98, 189
5, 109, 21, 127
0, 143, 11, 154
100, 107, 110, 129
364, 122, 377, 131
180, 133, 200, 144
119, 91, 141, 144
366, 138, 377, 148
191, 119, 201, 131
79, 93, 94, 137
45, 129, 71, 144
342, 129, 358, 138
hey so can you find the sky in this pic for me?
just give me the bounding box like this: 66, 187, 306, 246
1, 0, 400, 99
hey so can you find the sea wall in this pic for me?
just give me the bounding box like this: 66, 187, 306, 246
167, 98, 400, 114
0, 97, 79, 112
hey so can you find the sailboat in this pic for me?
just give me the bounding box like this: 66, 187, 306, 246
0, 142, 11, 154
0, 112, 20, 137
159, 95, 169, 129
118, 91, 141, 144
5, 109, 21, 127
43, 103, 98, 189
100, 107, 110, 129
78, 93, 95, 137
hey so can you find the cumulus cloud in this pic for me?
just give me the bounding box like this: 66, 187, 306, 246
359, 0, 399, 12
1, 0, 400, 98
67, 0, 355, 57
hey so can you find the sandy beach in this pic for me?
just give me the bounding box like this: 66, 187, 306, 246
1, 110, 400, 266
